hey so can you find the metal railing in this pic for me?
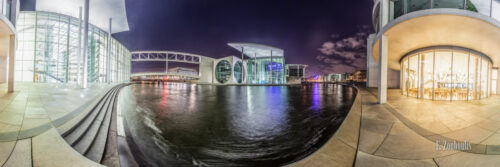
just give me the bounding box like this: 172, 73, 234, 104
131, 51, 202, 64
374, 0, 500, 31
396, 0, 500, 19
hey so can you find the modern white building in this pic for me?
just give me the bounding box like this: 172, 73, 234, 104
212, 56, 246, 84
286, 64, 308, 84
227, 42, 287, 84
13, 0, 132, 86
368, 0, 500, 103
131, 43, 308, 85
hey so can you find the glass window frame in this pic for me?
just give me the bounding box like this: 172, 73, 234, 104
399, 46, 492, 101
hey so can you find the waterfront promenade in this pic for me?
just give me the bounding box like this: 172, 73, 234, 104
0, 83, 115, 167
1, 82, 500, 166
356, 88, 500, 167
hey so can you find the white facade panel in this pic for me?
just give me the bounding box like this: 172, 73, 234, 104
36, 0, 129, 33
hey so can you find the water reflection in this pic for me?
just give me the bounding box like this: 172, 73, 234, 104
121, 83, 355, 166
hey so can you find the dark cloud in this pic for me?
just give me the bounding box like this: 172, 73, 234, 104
315, 25, 372, 74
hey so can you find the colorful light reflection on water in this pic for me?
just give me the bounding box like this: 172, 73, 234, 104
119, 83, 355, 166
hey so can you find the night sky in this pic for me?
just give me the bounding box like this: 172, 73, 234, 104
21, 0, 375, 77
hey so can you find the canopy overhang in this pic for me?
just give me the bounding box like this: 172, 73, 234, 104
228, 42, 284, 58
372, 9, 500, 70
36, 0, 129, 33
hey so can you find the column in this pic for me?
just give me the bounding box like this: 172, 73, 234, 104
377, 0, 389, 104
296, 65, 299, 77
497, 68, 500, 95
254, 53, 257, 84
165, 60, 168, 73
65, 16, 71, 83
82, 0, 90, 88
77, 7, 82, 85
241, 47, 244, 83
7, 35, 15, 93
381, 0, 389, 28
9, 0, 17, 24
303, 67, 305, 78
378, 35, 388, 104
106, 18, 112, 83
366, 34, 375, 87
389, 0, 394, 21
270, 50, 273, 84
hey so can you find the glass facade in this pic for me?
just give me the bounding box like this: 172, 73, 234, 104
408, 0, 431, 13
375, 0, 500, 32
391, 0, 476, 19
246, 57, 286, 84
433, 0, 464, 9
15, 11, 131, 83
400, 47, 492, 100
215, 60, 231, 84
233, 61, 243, 83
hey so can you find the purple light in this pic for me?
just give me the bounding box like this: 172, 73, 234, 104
311, 83, 321, 113
266, 62, 282, 72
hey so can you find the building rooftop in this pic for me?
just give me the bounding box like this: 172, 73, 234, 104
168, 67, 197, 72
228, 42, 284, 58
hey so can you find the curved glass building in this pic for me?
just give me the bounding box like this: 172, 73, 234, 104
15, 11, 131, 83
368, 0, 500, 102
228, 43, 286, 84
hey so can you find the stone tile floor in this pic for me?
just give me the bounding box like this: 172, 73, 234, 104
0, 82, 115, 167
357, 87, 500, 167
2, 83, 499, 166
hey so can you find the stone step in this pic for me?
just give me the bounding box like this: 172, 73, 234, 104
101, 91, 120, 166
73, 88, 118, 154
57, 86, 115, 136
32, 128, 103, 167
64, 87, 117, 146
85, 86, 120, 162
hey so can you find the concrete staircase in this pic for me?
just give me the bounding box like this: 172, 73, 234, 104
60, 84, 126, 164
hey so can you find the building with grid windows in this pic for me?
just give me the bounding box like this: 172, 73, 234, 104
14, 12, 131, 84
13, 0, 132, 85
15, 11, 131, 83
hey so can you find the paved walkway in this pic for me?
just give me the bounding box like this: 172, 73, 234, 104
356, 87, 500, 167
0, 82, 115, 167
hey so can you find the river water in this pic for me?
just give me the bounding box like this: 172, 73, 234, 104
118, 82, 356, 166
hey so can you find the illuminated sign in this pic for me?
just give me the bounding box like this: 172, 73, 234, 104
265, 62, 282, 72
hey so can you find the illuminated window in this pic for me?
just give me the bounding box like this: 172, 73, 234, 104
234, 61, 243, 83
216, 60, 231, 84
400, 47, 492, 101
15, 11, 131, 83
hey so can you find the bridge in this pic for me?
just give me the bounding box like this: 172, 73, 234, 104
130, 72, 200, 82
131, 51, 217, 83
131, 51, 203, 64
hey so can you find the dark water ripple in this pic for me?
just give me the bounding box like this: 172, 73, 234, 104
120, 83, 356, 167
